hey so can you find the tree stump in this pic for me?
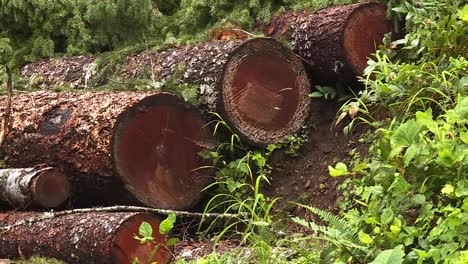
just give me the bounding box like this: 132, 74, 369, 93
0, 212, 171, 264
0, 167, 70, 209
1, 91, 213, 210
21, 38, 311, 145
261, 2, 392, 84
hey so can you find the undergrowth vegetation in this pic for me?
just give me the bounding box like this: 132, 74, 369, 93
0, 0, 467, 263
187, 0, 468, 263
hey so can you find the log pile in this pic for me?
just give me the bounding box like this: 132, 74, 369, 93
22, 38, 312, 145
1, 2, 392, 262
0, 91, 213, 210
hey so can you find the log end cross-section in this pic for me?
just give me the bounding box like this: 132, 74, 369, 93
0, 167, 70, 209
30, 168, 70, 208
220, 38, 311, 145
343, 2, 392, 76
113, 93, 213, 210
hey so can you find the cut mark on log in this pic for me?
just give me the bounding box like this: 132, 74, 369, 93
31, 169, 70, 208
39, 107, 73, 135
113, 93, 212, 210
343, 3, 392, 75
222, 38, 311, 145
231, 52, 297, 130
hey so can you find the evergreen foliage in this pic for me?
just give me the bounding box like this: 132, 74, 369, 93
0, 0, 359, 66
0, 0, 159, 65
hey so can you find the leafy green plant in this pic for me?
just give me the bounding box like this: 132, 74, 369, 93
309, 85, 337, 100
199, 113, 280, 246
327, 1, 468, 263
133, 213, 179, 264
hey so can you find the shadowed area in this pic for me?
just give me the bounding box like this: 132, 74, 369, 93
32, 169, 70, 208
39, 107, 73, 135
113, 94, 212, 210
113, 214, 172, 264
344, 4, 392, 75
231, 52, 300, 131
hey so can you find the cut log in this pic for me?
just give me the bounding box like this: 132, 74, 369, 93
260, 1, 392, 84
0, 91, 213, 210
0, 212, 172, 264
0, 167, 70, 209
21, 38, 311, 145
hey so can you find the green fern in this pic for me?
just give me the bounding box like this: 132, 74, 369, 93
291, 203, 367, 260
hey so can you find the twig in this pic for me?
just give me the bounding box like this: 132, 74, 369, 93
0, 205, 243, 233
0, 65, 12, 146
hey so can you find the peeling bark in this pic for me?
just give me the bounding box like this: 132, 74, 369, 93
0, 91, 213, 210
21, 38, 311, 145
0, 212, 172, 264
0, 167, 70, 209
260, 1, 392, 84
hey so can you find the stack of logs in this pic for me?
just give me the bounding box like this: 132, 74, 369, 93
0, 2, 391, 263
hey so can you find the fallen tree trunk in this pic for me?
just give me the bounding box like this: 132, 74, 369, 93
0, 91, 213, 210
0, 212, 171, 264
260, 1, 392, 84
21, 38, 311, 145
0, 167, 70, 209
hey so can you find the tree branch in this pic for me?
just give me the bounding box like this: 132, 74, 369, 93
0, 205, 243, 233
0, 65, 12, 146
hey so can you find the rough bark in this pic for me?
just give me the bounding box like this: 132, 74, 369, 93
0, 212, 171, 264
0, 167, 70, 209
0, 91, 213, 210
21, 38, 311, 145
21, 55, 98, 89
260, 1, 392, 84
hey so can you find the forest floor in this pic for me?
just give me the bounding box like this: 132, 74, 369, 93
173, 98, 368, 261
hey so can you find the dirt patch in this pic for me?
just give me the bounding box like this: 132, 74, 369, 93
266, 98, 367, 217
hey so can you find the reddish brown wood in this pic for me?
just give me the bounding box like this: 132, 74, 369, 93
0, 212, 172, 264
261, 1, 392, 84
0, 91, 213, 210
20, 38, 311, 145
0, 167, 70, 209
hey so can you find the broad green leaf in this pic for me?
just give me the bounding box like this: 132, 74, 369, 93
139, 221, 153, 238
309, 91, 324, 98
458, 5, 468, 22
414, 249, 430, 258
412, 194, 426, 204
358, 230, 373, 244
328, 162, 348, 177
390, 225, 401, 235
391, 120, 423, 148
381, 208, 394, 225
352, 163, 368, 173
460, 131, 468, 144
159, 213, 176, 235
370, 245, 405, 264
166, 237, 180, 246
403, 144, 418, 166
441, 184, 455, 195
455, 97, 468, 119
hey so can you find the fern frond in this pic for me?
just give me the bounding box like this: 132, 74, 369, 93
292, 203, 362, 247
